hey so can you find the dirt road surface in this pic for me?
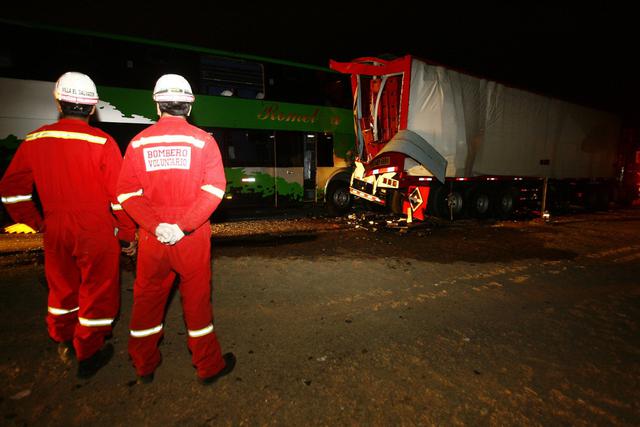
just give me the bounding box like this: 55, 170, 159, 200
1, 208, 639, 426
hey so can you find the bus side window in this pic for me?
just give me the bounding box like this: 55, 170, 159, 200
317, 133, 334, 167
207, 129, 228, 163
200, 55, 265, 100
275, 131, 304, 167
224, 130, 274, 167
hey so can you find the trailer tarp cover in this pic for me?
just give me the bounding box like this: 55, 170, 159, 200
406, 59, 621, 179
378, 129, 447, 183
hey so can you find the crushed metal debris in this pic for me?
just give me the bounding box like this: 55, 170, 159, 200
344, 212, 439, 234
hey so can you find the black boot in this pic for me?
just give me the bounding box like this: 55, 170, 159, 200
57, 341, 75, 366
199, 353, 236, 385
77, 343, 114, 379
136, 372, 155, 384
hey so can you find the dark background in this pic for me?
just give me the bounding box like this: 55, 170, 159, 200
2, 3, 638, 122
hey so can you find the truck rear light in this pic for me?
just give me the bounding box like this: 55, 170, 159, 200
366, 166, 398, 176
381, 177, 399, 188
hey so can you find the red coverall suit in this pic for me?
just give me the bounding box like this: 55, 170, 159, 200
0, 118, 136, 361
116, 115, 227, 379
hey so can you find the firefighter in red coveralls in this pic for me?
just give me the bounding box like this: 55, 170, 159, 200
117, 74, 235, 385
0, 72, 137, 379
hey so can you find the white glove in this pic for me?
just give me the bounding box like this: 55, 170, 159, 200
165, 223, 185, 245
155, 223, 185, 245
155, 223, 174, 244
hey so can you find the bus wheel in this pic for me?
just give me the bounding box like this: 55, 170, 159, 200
326, 181, 353, 216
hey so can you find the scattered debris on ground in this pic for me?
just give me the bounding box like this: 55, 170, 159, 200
344, 212, 443, 236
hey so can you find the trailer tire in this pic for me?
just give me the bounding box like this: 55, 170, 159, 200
431, 186, 465, 220
326, 180, 353, 216
584, 186, 599, 211
613, 185, 633, 207
547, 183, 570, 213
390, 190, 404, 215
494, 186, 517, 219
467, 186, 492, 218
448, 189, 465, 219
429, 185, 449, 218
595, 185, 610, 211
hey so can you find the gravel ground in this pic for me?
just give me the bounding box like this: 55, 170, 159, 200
0, 207, 639, 426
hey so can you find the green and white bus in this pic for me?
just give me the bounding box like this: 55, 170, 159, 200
0, 19, 356, 219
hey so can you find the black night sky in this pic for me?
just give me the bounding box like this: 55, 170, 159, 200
3, 3, 638, 121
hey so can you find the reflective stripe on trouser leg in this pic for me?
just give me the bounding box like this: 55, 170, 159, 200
128, 273, 174, 376
46, 305, 79, 343
48, 306, 80, 315
43, 212, 121, 360
74, 235, 120, 361
175, 224, 225, 378
131, 324, 164, 338
44, 228, 82, 343
129, 231, 176, 376
188, 323, 214, 338
79, 317, 115, 327
128, 323, 165, 375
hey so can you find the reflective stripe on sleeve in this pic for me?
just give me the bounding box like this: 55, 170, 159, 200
130, 324, 163, 338
48, 306, 80, 315
2, 194, 33, 204
201, 185, 225, 199
111, 203, 123, 211
188, 323, 214, 338
117, 189, 143, 204
25, 130, 107, 145
131, 135, 205, 149
79, 317, 114, 327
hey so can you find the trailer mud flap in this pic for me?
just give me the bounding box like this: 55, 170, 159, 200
377, 129, 447, 183
403, 186, 430, 220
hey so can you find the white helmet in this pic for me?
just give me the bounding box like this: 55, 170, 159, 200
53, 72, 98, 105
153, 74, 195, 103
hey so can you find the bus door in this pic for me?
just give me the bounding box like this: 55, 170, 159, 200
303, 134, 317, 202
217, 129, 277, 208
274, 131, 305, 207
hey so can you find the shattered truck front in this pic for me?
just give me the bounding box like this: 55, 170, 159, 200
349, 154, 401, 207
330, 56, 447, 220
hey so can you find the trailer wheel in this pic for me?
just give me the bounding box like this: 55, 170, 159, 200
390, 190, 404, 215
430, 186, 464, 219
595, 185, 611, 211
547, 183, 570, 213
467, 187, 492, 218
326, 180, 353, 216
428, 185, 448, 218
613, 185, 633, 207
584, 186, 599, 211
446, 189, 465, 219
494, 186, 516, 219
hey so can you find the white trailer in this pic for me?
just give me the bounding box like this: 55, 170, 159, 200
330, 55, 636, 219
